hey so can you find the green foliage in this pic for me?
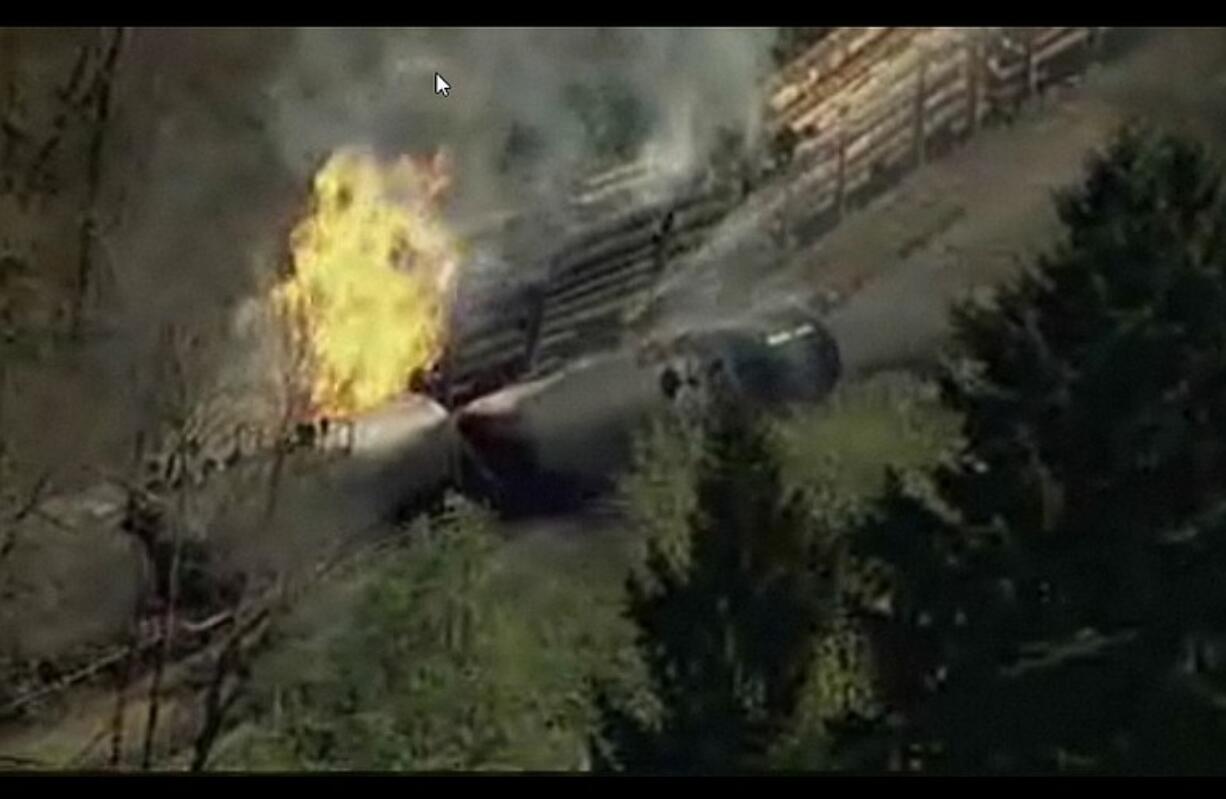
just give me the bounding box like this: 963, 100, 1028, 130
946, 124, 1226, 546
617, 412, 703, 571
780, 373, 963, 530
609, 374, 959, 770
851, 126, 1226, 772
595, 395, 832, 773
945, 124, 1226, 641
769, 608, 885, 770
223, 495, 599, 771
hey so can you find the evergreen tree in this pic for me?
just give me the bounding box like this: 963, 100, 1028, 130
594, 388, 830, 773
947, 125, 1226, 549
230, 495, 598, 771
851, 126, 1226, 772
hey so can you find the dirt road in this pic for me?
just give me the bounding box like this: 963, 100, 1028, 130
818, 28, 1226, 374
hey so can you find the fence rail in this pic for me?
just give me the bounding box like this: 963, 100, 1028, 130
770, 27, 1103, 224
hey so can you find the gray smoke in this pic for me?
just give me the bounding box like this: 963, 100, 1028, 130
263, 28, 776, 223
100, 28, 778, 407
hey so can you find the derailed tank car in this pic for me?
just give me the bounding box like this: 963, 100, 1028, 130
307, 395, 460, 525
650, 306, 842, 412
454, 307, 842, 515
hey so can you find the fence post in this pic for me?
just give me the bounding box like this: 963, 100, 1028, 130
913, 51, 928, 168
521, 278, 548, 376
965, 37, 983, 137
1025, 29, 1039, 101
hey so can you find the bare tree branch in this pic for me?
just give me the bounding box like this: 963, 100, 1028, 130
24, 42, 95, 187
107, 617, 138, 768
190, 596, 251, 772
140, 326, 192, 770
8, 471, 51, 522
107, 429, 150, 770
0, 471, 51, 575
72, 26, 126, 338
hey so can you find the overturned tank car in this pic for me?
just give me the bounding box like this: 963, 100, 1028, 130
649, 306, 842, 414
454, 306, 842, 515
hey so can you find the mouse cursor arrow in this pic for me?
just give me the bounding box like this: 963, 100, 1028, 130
434, 72, 450, 98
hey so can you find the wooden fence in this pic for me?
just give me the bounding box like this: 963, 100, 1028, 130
767, 27, 1103, 226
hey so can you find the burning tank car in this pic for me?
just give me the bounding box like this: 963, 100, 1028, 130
454, 306, 842, 515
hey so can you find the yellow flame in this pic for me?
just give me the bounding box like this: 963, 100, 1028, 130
274, 147, 459, 417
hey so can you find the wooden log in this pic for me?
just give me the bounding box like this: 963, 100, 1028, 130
836, 106, 849, 220
769, 27, 887, 112
913, 52, 929, 167
966, 39, 984, 134
779, 28, 920, 133
782, 28, 967, 145
1025, 29, 1039, 99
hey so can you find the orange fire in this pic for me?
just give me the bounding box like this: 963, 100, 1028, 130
274, 148, 460, 417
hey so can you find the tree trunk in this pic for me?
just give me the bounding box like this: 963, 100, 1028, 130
72, 26, 125, 339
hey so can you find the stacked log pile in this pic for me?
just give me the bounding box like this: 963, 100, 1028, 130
529, 175, 739, 378
437, 265, 539, 408
437, 164, 740, 407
